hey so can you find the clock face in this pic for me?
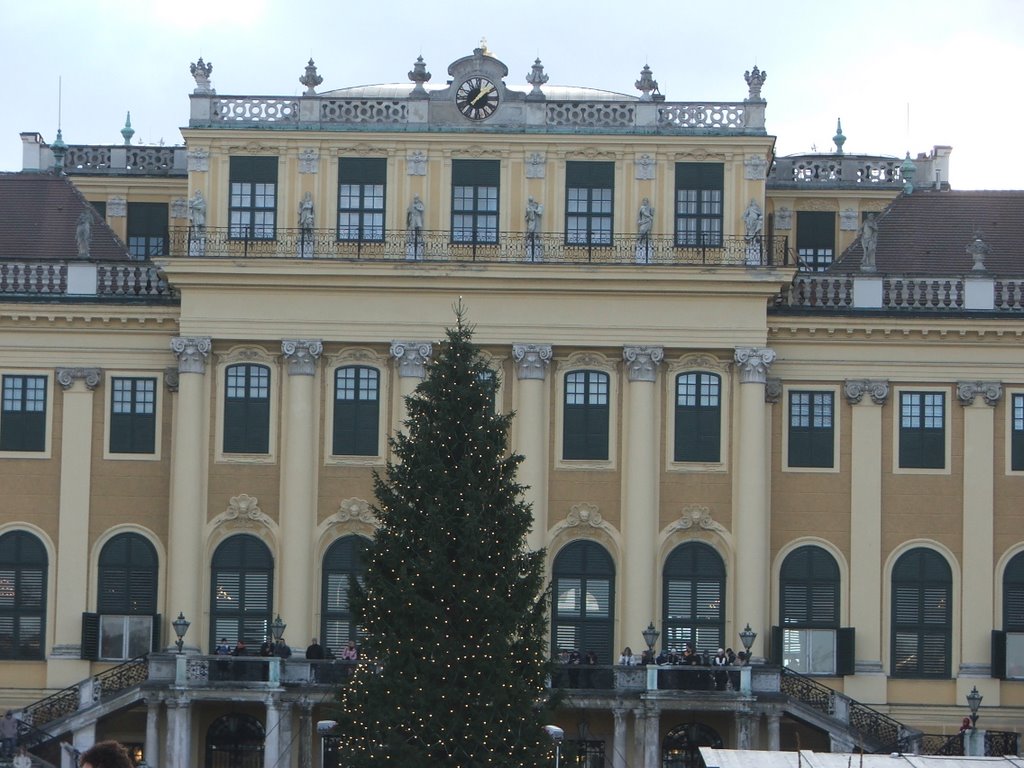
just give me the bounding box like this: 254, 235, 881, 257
455, 76, 499, 120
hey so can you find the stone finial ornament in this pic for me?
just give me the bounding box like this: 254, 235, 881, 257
966, 230, 990, 271
300, 59, 323, 96
833, 117, 846, 154
901, 152, 917, 194
744, 65, 767, 100
635, 64, 659, 101
121, 112, 135, 146
526, 58, 549, 99
190, 58, 214, 94
409, 55, 431, 96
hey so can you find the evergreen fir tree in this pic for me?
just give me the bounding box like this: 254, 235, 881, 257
334, 306, 554, 767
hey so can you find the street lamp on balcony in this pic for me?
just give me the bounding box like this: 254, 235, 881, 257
172, 612, 190, 654
738, 623, 757, 665
271, 614, 287, 643
642, 622, 660, 655
966, 686, 983, 729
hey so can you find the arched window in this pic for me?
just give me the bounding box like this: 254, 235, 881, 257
775, 545, 851, 675
674, 372, 721, 462
321, 535, 368, 657
333, 366, 380, 456
205, 713, 265, 768
891, 548, 952, 678
996, 551, 1024, 679
563, 371, 609, 460
662, 722, 723, 768
552, 541, 614, 664
663, 542, 725, 655
0, 531, 47, 660
210, 535, 273, 651
88, 533, 159, 660
224, 363, 270, 454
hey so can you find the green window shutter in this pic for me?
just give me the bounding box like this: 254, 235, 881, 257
836, 628, 856, 676
674, 163, 724, 247
769, 625, 783, 665
81, 613, 100, 660
224, 365, 270, 454
899, 392, 945, 469
1012, 395, 1024, 471
151, 613, 162, 654
991, 630, 1006, 679
333, 367, 379, 456
1, 376, 47, 452
563, 405, 586, 459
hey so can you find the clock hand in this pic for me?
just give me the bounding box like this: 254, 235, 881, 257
470, 83, 494, 106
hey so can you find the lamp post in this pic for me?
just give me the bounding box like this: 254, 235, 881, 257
271, 614, 286, 643
966, 686, 982, 729
642, 622, 660, 655
172, 612, 190, 654
544, 725, 564, 768
738, 623, 757, 665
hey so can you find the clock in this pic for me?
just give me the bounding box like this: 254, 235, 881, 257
455, 76, 499, 120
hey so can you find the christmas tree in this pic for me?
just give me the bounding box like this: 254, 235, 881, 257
334, 306, 555, 767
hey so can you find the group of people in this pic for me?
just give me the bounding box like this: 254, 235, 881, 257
213, 636, 359, 662
616, 643, 746, 667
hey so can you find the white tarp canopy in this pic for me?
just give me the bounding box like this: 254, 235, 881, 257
700, 749, 1024, 768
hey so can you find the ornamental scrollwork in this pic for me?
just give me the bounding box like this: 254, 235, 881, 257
55, 367, 102, 391
844, 379, 889, 405
957, 380, 1002, 407
334, 497, 378, 526
671, 505, 724, 533
565, 503, 604, 529
212, 494, 274, 531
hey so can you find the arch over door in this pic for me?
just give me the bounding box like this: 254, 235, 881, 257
776, 544, 849, 675
551, 540, 615, 664
93, 533, 159, 660
210, 535, 274, 652
205, 713, 265, 768
662, 722, 723, 768
891, 547, 952, 678
0, 530, 47, 660
663, 542, 725, 655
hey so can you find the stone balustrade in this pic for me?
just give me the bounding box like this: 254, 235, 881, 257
769, 154, 903, 188
778, 274, 1024, 312
63, 145, 187, 175
0, 262, 174, 298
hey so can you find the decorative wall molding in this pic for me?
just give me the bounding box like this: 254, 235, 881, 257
670, 505, 725, 533
211, 493, 275, 532
635, 153, 655, 180
298, 148, 319, 174
957, 380, 1002, 407
844, 379, 889, 405
170, 336, 212, 374
839, 208, 859, 231
55, 367, 102, 391
744, 155, 768, 180
765, 377, 782, 404
187, 148, 210, 172
281, 339, 323, 376
734, 347, 776, 384
525, 152, 546, 179
390, 340, 432, 379
512, 344, 552, 380
623, 346, 664, 382
775, 207, 792, 230
334, 497, 378, 526
107, 197, 127, 217
163, 366, 179, 393
170, 198, 188, 219
407, 151, 427, 176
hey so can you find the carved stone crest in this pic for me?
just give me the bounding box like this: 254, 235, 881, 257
107, 197, 127, 218
764, 377, 782, 404
407, 151, 427, 176
213, 494, 274, 531
525, 152, 546, 179
298, 148, 319, 175
744, 155, 768, 180
335, 497, 378, 525
187, 148, 209, 172
565, 503, 605, 529
170, 198, 188, 219
635, 154, 655, 180
839, 208, 859, 231
775, 207, 792, 231
671, 505, 724, 533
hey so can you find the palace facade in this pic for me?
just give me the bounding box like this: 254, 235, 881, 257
1, 44, 1021, 768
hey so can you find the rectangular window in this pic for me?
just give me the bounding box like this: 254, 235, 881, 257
451, 159, 499, 244
796, 212, 835, 271
1, 375, 47, 452
674, 373, 721, 462
675, 163, 723, 247
109, 377, 156, 454
563, 371, 609, 460
126, 202, 168, 257
224, 365, 270, 454
1007, 633, 1024, 679
899, 391, 945, 469
782, 628, 836, 675
566, 161, 614, 246
788, 391, 834, 468
338, 158, 386, 242
229, 156, 278, 239
333, 367, 380, 456
99, 615, 153, 661
1012, 394, 1024, 471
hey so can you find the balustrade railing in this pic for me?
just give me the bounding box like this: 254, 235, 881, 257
93, 656, 149, 702
0, 262, 173, 298
63, 145, 186, 175
778, 273, 1024, 312
985, 730, 1021, 756
95, 265, 172, 297
919, 733, 964, 756
146, 654, 358, 687
170, 228, 790, 267
19, 685, 79, 731
0, 263, 65, 294
769, 155, 903, 188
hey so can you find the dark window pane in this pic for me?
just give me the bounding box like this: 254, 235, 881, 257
675, 163, 723, 247
1, 375, 47, 452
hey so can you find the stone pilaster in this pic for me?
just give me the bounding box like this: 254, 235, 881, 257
767, 712, 781, 750
279, 341, 323, 645
167, 337, 211, 651
957, 381, 1001, 705
732, 347, 775, 661
611, 708, 628, 768
264, 696, 281, 768
843, 379, 889, 704
48, 367, 101, 687
297, 697, 313, 768
512, 344, 552, 551
390, 340, 432, 429
145, 698, 161, 768
642, 704, 660, 768
165, 695, 191, 768
621, 346, 663, 654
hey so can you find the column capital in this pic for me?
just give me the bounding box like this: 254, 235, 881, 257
390, 340, 432, 379
512, 343, 552, 380
957, 380, 1002, 407
281, 339, 323, 376
623, 346, 664, 382
734, 347, 775, 384
171, 336, 212, 374
55, 367, 101, 391
844, 379, 890, 405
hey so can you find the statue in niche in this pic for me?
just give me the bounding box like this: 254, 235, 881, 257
298, 192, 315, 231
406, 194, 424, 232
525, 197, 543, 234
637, 198, 654, 237
76, 211, 93, 258
860, 212, 878, 271
188, 190, 206, 229
743, 199, 763, 241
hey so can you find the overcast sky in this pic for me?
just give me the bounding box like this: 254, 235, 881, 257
2, 0, 1018, 189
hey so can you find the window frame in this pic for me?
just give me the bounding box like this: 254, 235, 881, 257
228, 156, 278, 241
215, 349, 278, 464
796, 211, 836, 272
321, 535, 369, 657
126, 201, 169, 258
889, 547, 953, 679
92, 532, 160, 661
665, 356, 730, 473
209, 534, 274, 652
0, 372, 51, 457
551, 540, 615, 665
565, 161, 614, 247
338, 157, 386, 243
0, 530, 48, 661
783, 386, 840, 472
1001, 550, 1024, 679
555, 355, 617, 470
332, 365, 381, 457
105, 374, 160, 459
324, 350, 388, 467
674, 162, 724, 248
451, 159, 500, 245
778, 545, 841, 675
894, 387, 949, 473
562, 370, 611, 462
673, 371, 722, 463
1008, 391, 1024, 474
662, 541, 726, 656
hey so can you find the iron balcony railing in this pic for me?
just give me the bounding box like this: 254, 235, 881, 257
170, 227, 792, 267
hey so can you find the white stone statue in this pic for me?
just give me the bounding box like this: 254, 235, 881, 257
407, 194, 424, 232
298, 192, 314, 231
743, 199, 763, 241
188, 190, 206, 229
637, 198, 654, 237
75, 211, 93, 258
860, 213, 878, 272
525, 197, 543, 234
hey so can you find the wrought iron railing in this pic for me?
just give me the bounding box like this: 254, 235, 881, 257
169, 228, 791, 267
918, 733, 964, 756
93, 656, 149, 701
19, 684, 80, 730
985, 730, 1020, 756
846, 700, 906, 752
778, 667, 834, 716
